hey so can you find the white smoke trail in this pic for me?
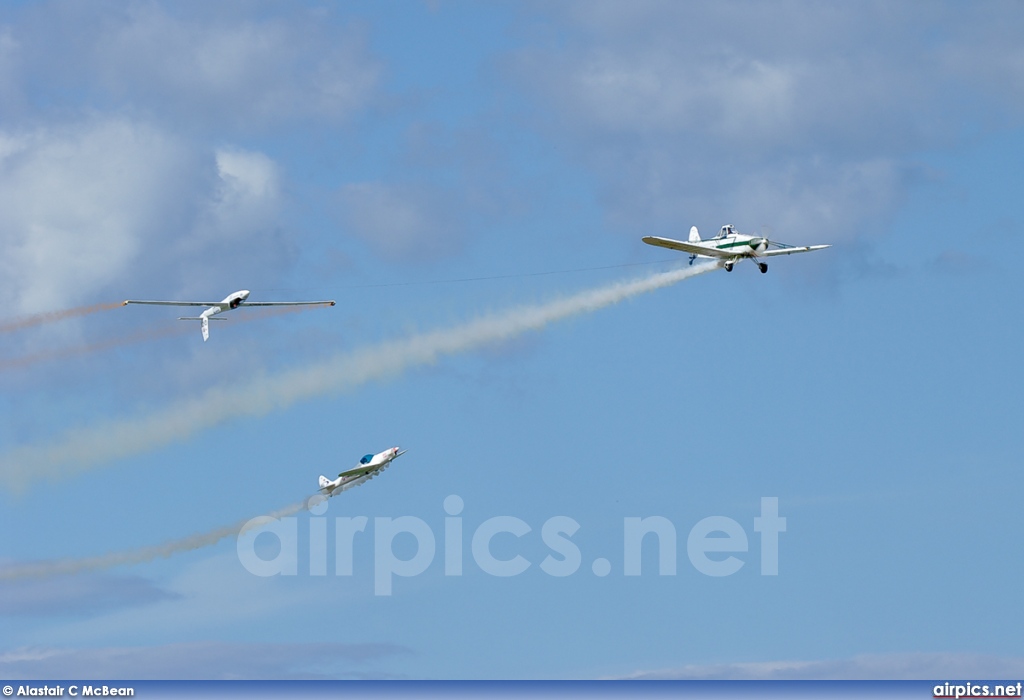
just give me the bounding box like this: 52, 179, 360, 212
1, 446, 396, 580
0, 499, 312, 581
0, 263, 718, 491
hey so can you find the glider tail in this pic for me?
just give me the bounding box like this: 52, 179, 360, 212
177, 316, 225, 341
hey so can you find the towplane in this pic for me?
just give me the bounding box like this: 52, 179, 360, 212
122, 290, 335, 341
318, 447, 407, 497
643, 224, 830, 273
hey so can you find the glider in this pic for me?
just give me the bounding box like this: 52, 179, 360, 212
122, 289, 335, 340
318, 447, 407, 497
643, 225, 830, 273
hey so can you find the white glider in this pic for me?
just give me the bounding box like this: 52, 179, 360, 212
318, 447, 407, 497
122, 289, 335, 341
643, 225, 830, 273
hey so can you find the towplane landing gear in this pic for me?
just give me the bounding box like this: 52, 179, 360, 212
723, 261, 767, 273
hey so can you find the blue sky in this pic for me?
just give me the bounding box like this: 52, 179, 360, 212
1, 0, 1023, 680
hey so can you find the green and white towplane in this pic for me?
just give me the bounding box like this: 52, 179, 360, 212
643, 224, 830, 273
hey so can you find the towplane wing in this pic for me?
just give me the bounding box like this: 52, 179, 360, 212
641, 236, 735, 259
760, 245, 832, 257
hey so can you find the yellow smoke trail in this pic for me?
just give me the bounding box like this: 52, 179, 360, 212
0, 302, 123, 333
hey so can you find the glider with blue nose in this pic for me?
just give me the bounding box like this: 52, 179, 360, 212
318, 447, 407, 497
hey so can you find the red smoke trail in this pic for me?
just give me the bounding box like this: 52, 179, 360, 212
0, 323, 190, 371
0, 301, 123, 333
0, 300, 328, 335
231, 303, 331, 321
0, 303, 333, 371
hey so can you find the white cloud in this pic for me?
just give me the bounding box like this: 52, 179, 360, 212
337, 181, 464, 261
552, 48, 799, 143
519, 2, 951, 148
0, 119, 206, 314
216, 149, 278, 205
0, 119, 289, 315
3, 553, 409, 679
22, 553, 314, 647
36, 1, 382, 131
0, 640, 409, 680
583, 147, 911, 243
0, 573, 178, 617
937, 5, 1024, 118
610, 652, 1024, 680
510, 1, 1020, 246
722, 158, 908, 243
180, 147, 282, 248
0, 26, 22, 116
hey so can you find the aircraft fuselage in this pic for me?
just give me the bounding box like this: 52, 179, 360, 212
697, 233, 770, 258
204, 290, 250, 317
318, 447, 405, 496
